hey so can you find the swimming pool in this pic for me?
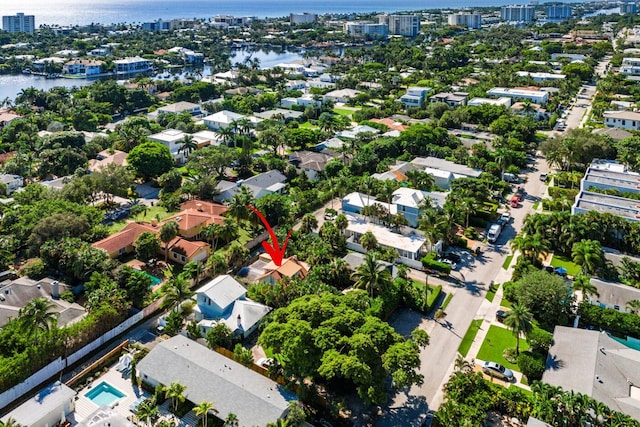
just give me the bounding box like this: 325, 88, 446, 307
84, 381, 126, 407
133, 269, 162, 286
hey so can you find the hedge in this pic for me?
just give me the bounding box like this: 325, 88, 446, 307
548, 186, 579, 200
578, 302, 640, 339
517, 351, 546, 382
421, 252, 451, 274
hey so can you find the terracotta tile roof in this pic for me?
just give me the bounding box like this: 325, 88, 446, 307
180, 200, 228, 216
92, 222, 158, 254
259, 256, 310, 282
164, 209, 225, 233
370, 118, 408, 132
164, 237, 209, 258
0, 151, 16, 164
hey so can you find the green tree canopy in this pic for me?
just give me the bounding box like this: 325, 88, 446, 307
127, 141, 174, 180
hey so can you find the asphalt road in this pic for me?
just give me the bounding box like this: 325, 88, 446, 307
375, 156, 552, 427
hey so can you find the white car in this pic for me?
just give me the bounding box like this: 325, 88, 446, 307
499, 212, 511, 224
256, 357, 274, 368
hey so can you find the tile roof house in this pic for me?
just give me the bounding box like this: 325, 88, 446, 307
0, 110, 21, 129
88, 149, 128, 172
214, 170, 287, 202
542, 326, 640, 420
156, 101, 202, 116
194, 274, 270, 337
257, 254, 310, 285
137, 336, 296, 426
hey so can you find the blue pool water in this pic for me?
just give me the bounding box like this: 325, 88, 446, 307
85, 381, 126, 407
133, 269, 162, 286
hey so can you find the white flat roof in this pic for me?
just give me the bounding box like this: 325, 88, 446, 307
345, 214, 425, 253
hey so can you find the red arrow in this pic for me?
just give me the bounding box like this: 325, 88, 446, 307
247, 205, 292, 267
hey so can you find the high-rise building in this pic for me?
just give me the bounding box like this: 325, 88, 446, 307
546, 4, 573, 21
290, 13, 317, 25
501, 5, 535, 22
378, 14, 420, 37
620, 2, 638, 14
344, 22, 389, 38
2, 13, 35, 33
448, 12, 482, 29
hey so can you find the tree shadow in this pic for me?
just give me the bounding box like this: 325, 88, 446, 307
375, 393, 430, 427
546, 354, 565, 371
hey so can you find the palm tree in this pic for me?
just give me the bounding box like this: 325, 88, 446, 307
572, 273, 599, 302
510, 233, 551, 265
503, 303, 533, 356
163, 381, 187, 412
194, 401, 216, 427
228, 186, 254, 225
18, 297, 59, 345
227, 241, 249, 268
300, 213, 318, 234
351, 253, 392, 298
0, 418, 23, 427
626, 299, 640, 314
161, 273, 194, 311
572, 240, 605, 275
136, 400, 159, 426
206, 252, 228, 277
334, 214, 348, 234
159, 221, 180, 262
217, 217, 239, 244
224, 413, 239, 427
217, 126, 236, 147
178, 135, 198, 160
359, 231, 378, 252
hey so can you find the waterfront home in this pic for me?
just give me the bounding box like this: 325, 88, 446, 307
62, 59, 104, 76
114, 56, 152, 74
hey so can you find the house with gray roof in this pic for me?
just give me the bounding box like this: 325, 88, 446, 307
193, 275, 270, 338
1, 381, 76, 427
410, 156, 482, 189
588, 278, 640, 313
542, 326, 640, 420
289, 150, 336, 180
0, 277, 85, 327
136, 335, 296, 426
214, 170, 287, 202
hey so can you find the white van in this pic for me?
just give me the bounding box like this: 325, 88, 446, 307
487, 223, 502, 243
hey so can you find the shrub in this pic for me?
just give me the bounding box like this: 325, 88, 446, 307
421, 252, 451, 274
548, 186, 579, 200
453, 236, 469, 249
578, 302, 640, 339
527, 327, 553, 353
517, 351, 546, 381
21, 258, 46, 280
463, 227, 479, 240
60, 290, 75, 303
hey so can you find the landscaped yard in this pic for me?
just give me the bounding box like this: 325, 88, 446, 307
409, 280, 442, 312
485, 283, 497, 302
502, 254, 514, 270
550, 253, 581, 276
333, 107, 358, 117
477, 325, 529, 371
458, 319, 483, 357
299, 121, 319, 129
107, 205, 177, 233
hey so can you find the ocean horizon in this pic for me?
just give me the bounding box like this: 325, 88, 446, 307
0, 0, 588, 27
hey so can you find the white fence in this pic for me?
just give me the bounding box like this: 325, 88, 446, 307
0, 310, 145, 413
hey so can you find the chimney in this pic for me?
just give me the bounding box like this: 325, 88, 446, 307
236, 314, 242, 328
51, 281, 59, 299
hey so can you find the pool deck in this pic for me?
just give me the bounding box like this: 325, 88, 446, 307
72, 364, 149, 424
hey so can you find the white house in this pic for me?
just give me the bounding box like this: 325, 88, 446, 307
467, 97, 512, 107
148, 129, 191, 163
429, 92, 469, 107
603, 110, 640, 130
0, 173, 23, 194
62, 59, 104, 76
487, 87, 549, 104
203, 110, 248, 130
515, 71, 566, 82
399, 86, 431, 108
194, 275, 270, 338
336, 124, 380, 139
157, 101, 202, 117
114, 56, 152, 74
323, 88, 362, 103
1, 381, 76, 427
620, 57, 640, 76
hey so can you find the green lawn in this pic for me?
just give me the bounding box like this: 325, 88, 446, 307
107, 205, 176, 233
485, 284, 497, 302
441, 293, 454, 311
333, 107, 357, 117
532, 201, 540, 210
477, 325, 529, 371
550, 253, 581, 276
502, 254, 514, 270
458, 319, 482, 357
409, 280, 442, 311
299, 121, 319, 129
500, 298, 513, 309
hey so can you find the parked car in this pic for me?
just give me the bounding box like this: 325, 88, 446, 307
482, 361, 514, 382
539, 173, 548, 182
498, 211, 511, 225
324, 209, 337, 221
496, 310, 508, 322
510, 196, 519, 208
444, 253, 461, 264
256, 357, 274, 369
516, 187, 525, 198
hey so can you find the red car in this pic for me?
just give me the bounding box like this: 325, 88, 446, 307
510, 196, 519, 208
